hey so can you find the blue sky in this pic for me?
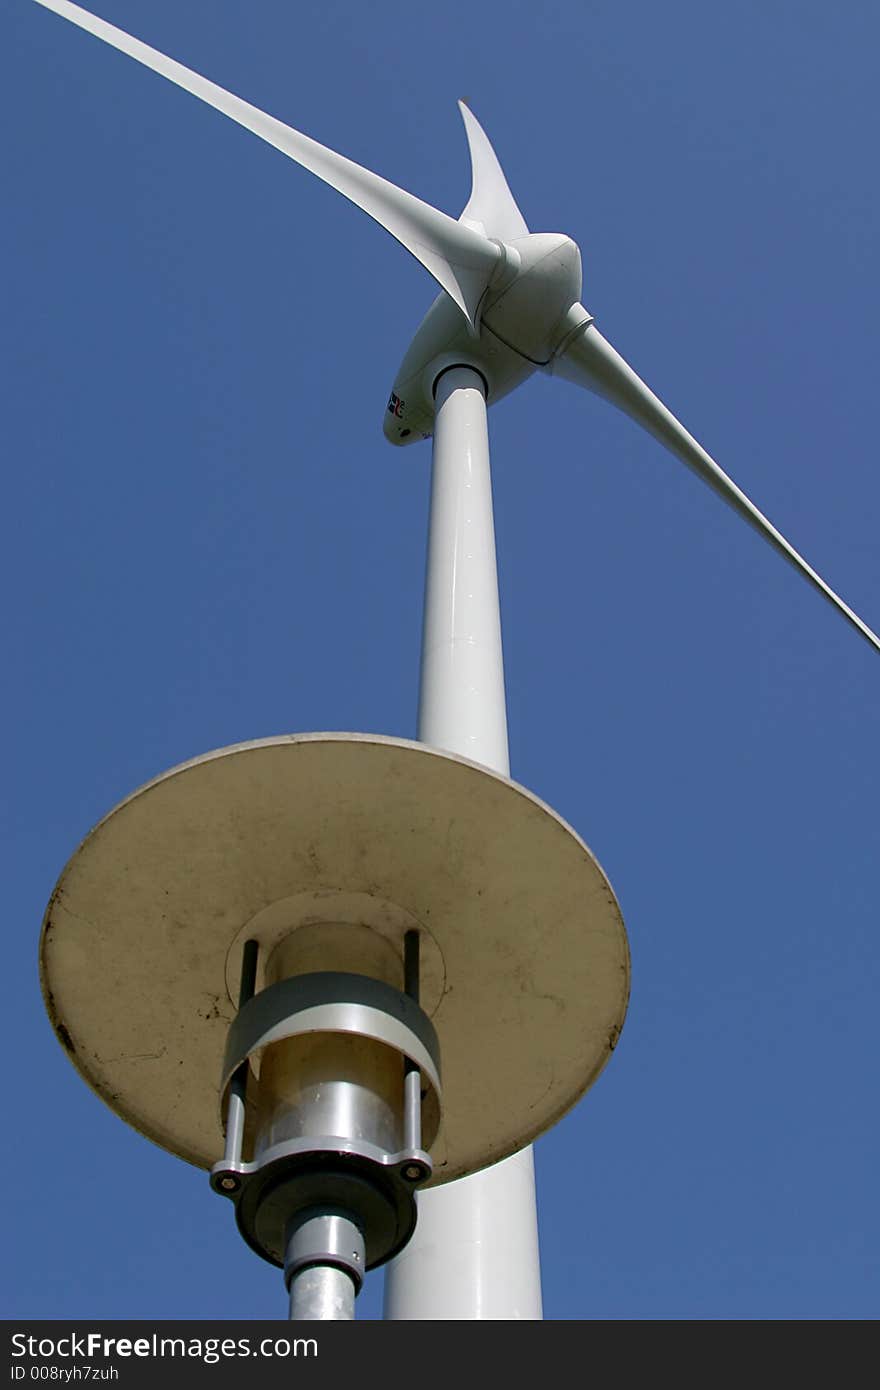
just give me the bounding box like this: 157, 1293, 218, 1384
4, 0, 878, 1320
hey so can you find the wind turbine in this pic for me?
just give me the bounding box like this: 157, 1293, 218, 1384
33, 0, 879, 1324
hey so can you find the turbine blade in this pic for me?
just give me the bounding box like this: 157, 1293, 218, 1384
458, 101, 530, 241
33, 0, 501, 326
552, 321, 880, 654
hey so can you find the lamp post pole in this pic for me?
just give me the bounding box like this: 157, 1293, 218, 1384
383, 366, 543, 1320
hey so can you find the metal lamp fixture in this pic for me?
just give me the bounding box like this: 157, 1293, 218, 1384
211, 930, 439, 1319
41, 733, 629, 1318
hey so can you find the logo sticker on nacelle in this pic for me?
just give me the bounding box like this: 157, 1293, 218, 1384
387, 392, 405, 419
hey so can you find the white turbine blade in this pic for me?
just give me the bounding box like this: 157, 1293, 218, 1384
552, 322, 880, 654
458, 101, 530, 241
33, 0, 501, 326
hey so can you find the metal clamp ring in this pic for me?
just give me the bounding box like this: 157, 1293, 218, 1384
219, 971, 442, 1123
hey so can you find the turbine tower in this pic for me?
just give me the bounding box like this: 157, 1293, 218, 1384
34, 0, 880, 1324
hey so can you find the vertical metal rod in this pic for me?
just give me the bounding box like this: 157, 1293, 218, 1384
222, 939, 259, 1167
384, 366, 544, 1321
403, 930, 421, 1152
403, 1068, 421, 1154
289, 1267, 356, 1321
403, 929, 420, 1002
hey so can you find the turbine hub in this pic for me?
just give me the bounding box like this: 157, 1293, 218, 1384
384, 233, 586, 446
481, 233, 583, 365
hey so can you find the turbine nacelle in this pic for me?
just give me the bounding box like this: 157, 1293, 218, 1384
384, 233, 589, 446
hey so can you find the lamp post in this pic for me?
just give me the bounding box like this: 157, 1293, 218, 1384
41, 728, 629, 1318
